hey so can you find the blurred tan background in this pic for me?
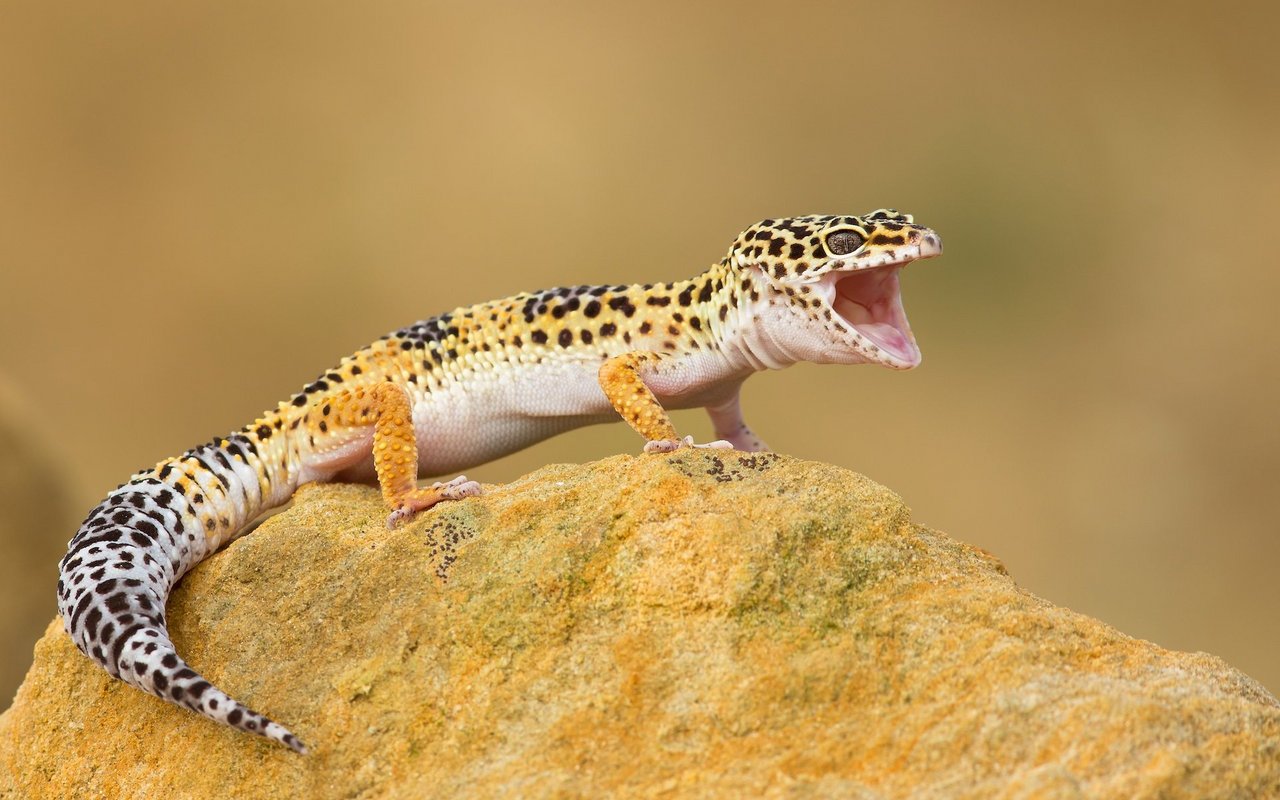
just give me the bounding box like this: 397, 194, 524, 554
1, 0, 1277, 708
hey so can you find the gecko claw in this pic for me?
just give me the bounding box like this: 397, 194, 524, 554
643, 435, 735, 454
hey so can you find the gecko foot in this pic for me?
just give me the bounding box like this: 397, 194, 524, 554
430, 475, 484, 499
385, 476, 484, 529
643, 435, 734, 454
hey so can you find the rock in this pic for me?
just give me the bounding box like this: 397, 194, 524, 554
0, 452, 1276, 798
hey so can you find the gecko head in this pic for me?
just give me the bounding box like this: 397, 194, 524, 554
729, 210, 942, 369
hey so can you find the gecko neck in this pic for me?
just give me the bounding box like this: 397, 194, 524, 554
677, 258, 804, 373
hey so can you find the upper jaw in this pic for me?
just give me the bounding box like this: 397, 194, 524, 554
829, 233, 944, 272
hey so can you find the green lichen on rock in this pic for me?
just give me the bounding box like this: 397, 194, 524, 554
1, 452, 1276, 799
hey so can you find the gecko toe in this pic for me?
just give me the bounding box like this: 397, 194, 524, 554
643, 439, 682, 454
386, 507, 414, 529
440, 480, 482, 500
694, 439, 735, 450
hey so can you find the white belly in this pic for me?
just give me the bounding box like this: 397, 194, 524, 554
410, 356, 616, 475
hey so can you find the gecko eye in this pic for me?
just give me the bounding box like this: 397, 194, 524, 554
825, 230, 864, 256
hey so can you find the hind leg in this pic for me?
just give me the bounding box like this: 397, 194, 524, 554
321, 383, 481, 527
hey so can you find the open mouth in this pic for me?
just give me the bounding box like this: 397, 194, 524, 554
830, 265, 919, 365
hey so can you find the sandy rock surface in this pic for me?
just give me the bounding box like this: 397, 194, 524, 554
1, 452, 1276, 798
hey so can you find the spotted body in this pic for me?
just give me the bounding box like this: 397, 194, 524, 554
58, 211, 943, 753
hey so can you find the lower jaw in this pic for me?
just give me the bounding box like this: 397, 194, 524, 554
854, 321, 920, 366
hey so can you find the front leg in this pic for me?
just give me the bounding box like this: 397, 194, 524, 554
597, 352, 733, 453
705, 392, 769, 452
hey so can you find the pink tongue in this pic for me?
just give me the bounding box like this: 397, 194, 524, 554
856, 321, 911, 354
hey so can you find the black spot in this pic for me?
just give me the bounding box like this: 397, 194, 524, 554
227, 709, 243, 725
677, 287, 693, 306
697, 282, 713, 302
599, 323, 617, 337
646, 296, 671, 307
690, 317, 702, 330
84, 607, 103, 640
110, 624, 145, 666
584, 300, 601, 317
105, 592, 131, 614
580, 330, 594, 344
531, 330, 548, 344
558, 329, 573, 347
768, 239, 785, 257
162, 653, 178, 669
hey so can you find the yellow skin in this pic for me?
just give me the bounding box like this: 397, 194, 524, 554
58, 210, 942, 753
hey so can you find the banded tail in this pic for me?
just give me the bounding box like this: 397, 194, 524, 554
57, 429, 307, 753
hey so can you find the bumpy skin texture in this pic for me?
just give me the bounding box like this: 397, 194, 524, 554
57, 211, 942, 753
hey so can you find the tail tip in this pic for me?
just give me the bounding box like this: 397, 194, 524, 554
280, 730, 309, 755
